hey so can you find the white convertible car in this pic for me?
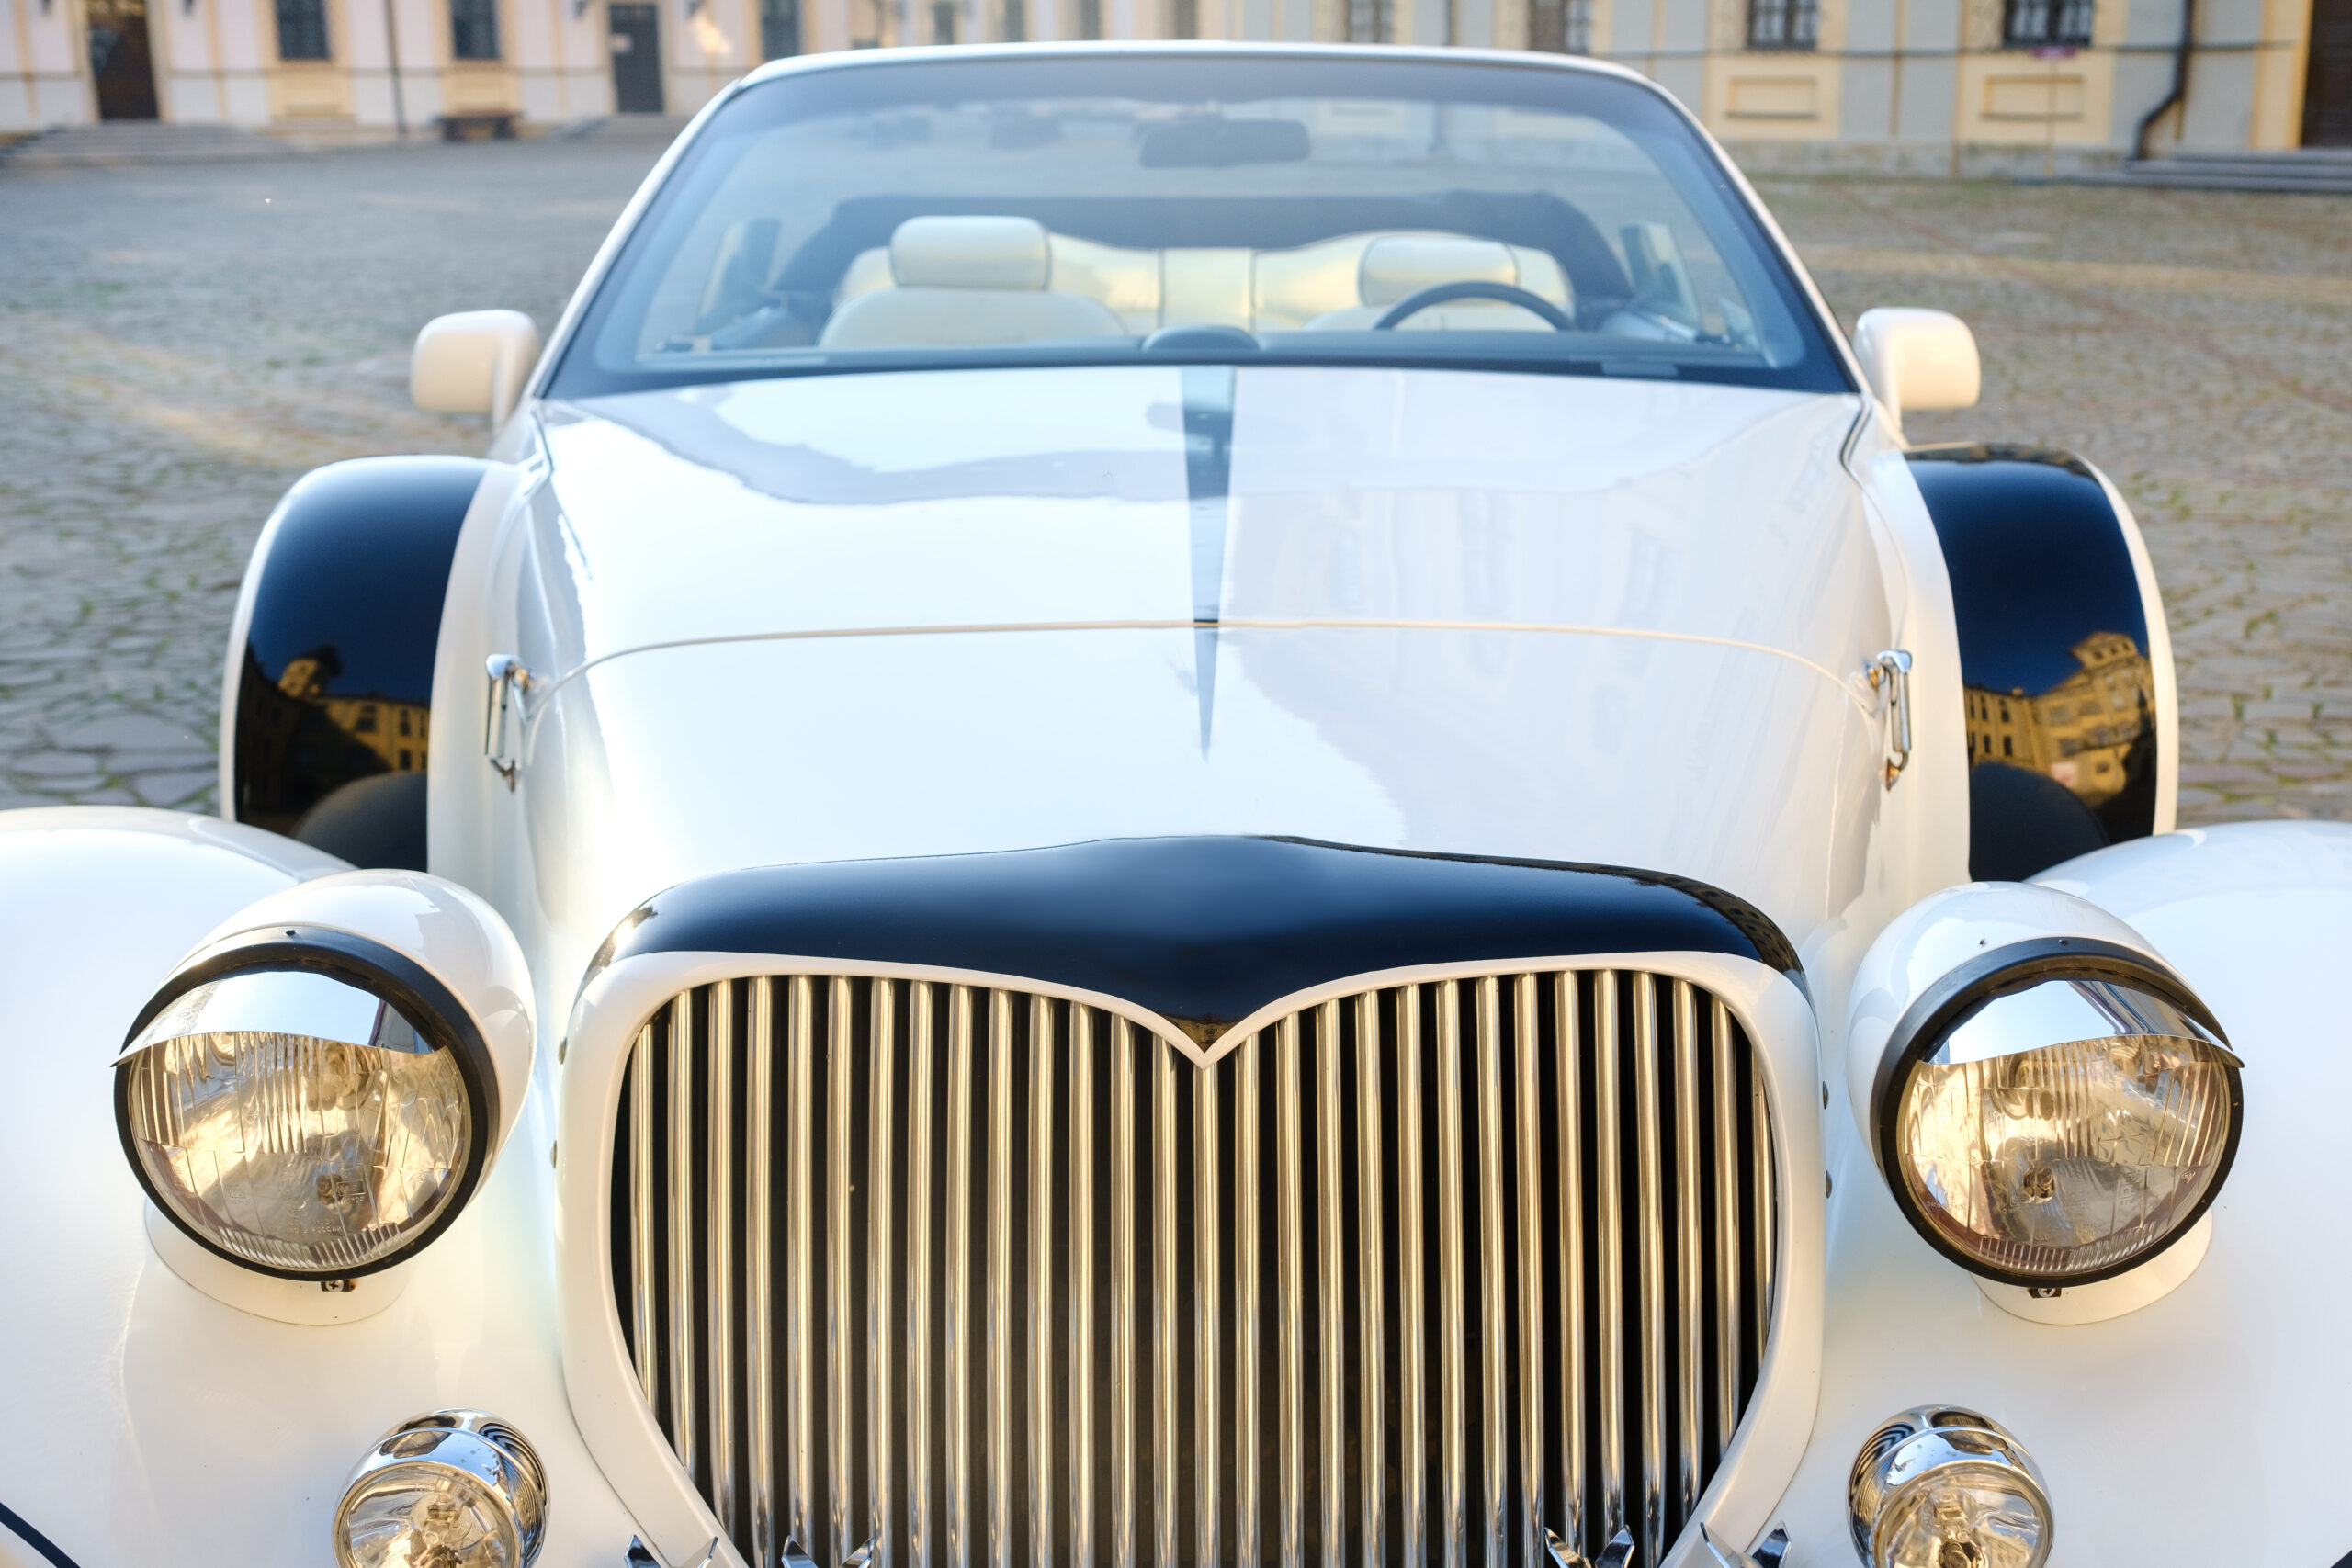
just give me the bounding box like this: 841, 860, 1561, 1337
6, 41, 2348, 1568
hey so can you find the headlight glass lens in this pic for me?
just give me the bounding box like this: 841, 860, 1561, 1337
1892, 976, 2237, 1281
1874, 1468, 2048, 1568
119, 968, 474, 1274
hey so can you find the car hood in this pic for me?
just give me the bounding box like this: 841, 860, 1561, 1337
518, 366, 1886, 957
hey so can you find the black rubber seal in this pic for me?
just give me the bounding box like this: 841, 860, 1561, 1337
113, 924, 499, 1283
1871, 935, 2242, 1290
0, 1497, 83, 1568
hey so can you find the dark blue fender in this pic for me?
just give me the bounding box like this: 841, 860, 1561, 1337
226, 457, 486, 871
1906, 445, 2165, 881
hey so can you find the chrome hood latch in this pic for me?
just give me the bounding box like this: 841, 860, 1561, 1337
483, 653, 536, 790
1869, 648, 1915, 789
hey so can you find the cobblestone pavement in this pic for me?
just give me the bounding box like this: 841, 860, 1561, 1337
2, 145, 2348, 825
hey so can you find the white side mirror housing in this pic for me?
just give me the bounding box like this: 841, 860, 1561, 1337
1852, 307, 1980, 435
411, 309, 541, 426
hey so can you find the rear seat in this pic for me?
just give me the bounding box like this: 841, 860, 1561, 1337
831, 218, 1573, 339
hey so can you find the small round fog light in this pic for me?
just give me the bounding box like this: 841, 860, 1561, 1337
334, 1410, 547, 1568
1848, 1406, 2051, 1568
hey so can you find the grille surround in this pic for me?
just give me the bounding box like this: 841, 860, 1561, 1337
563, 953, 1816, 1568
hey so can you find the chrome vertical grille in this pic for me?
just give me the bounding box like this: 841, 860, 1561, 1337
612, 968, 1778, 1568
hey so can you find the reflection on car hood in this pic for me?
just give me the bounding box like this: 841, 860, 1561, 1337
522, 367, 1884, 953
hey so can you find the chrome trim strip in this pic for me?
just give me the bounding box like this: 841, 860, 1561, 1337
710, 981, 739, 1542
669, 991, 699, 1486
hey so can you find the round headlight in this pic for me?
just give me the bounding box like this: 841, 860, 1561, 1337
1872, 937, 2241, 1288
334, 1410, 547, 1568
114, 926, 497, 1280
1849, 1406, 2051, 1568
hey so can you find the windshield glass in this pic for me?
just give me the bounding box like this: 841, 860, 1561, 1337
550, 51, 1849, 398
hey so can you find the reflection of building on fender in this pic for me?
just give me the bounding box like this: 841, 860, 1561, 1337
1965, 630, 2155, 813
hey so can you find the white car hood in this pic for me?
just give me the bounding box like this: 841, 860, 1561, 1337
520, 366, 1886, 950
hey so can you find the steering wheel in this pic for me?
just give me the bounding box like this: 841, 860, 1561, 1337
1371, 280, 1575, 332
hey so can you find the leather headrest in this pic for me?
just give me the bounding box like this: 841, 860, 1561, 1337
890, 216, 1052, 291
1358, 234, 1518, 306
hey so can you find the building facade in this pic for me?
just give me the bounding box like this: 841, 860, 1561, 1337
5, 0, 2346, 164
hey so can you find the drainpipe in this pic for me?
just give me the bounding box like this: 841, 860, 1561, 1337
2132, 0, 2196, 162
380, 0, 408, 138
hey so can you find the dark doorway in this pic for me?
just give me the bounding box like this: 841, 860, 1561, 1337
2308, 0, 2352, 145
85, 0, 160, 120
608, 3, 662, 115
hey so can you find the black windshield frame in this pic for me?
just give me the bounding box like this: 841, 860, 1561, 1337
544, 49, 1854, 400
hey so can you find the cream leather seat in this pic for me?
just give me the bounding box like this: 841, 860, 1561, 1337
1303, 234, 1562, 333
820, 216, 1128, 349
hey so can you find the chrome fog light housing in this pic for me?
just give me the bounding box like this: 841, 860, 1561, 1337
114, 926, 497, 1280
334, 1410, 548, 1568
1872, 938, 2241, 1288
1849, 1406, 2051, 1568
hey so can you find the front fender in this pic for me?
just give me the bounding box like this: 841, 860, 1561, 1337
1771, 820, 2352, 1567
0, 807, 643, 1567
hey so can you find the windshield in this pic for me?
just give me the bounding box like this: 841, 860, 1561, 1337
549, 51, 1849, 398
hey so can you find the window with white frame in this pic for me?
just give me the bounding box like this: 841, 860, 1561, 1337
2003, 0, 2094, 47
1746, 0, 1816, 50
1528, 0, 1591, 53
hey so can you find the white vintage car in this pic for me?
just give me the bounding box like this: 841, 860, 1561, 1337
5, 40, 2346, 1568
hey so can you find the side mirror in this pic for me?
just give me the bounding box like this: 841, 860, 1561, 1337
1852, 307, 1979, 435
411, 310, 541, 426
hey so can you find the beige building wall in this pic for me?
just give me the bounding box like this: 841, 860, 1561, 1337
0, 0, 2329, 165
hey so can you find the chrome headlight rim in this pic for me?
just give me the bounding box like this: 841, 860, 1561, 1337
1848, 1404, 2052, 1568
1869, 933, 2242, 1290
113, 922, 501, 1283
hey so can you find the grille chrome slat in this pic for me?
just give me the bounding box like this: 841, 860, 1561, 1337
1633, 973, 1666, 1568
944, 987, 976, 1568
617, 964, 1778, 1568
1315, 999, 1345, 1568
1028, 996, 1056, 1568
788, 976, 817, 1556
1473, 977, 1507, 1568
668, 992, 698, 1487
1672, 981, 1703, 1530
710, 981, 740, 1543
1433, 980, 1465, 1568
869, 981, 896, 1568
831, 977, 857, 1566
1354, 991, 1386, 1568
749, 982, 779, 1568
987, 991, 1014, 1568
